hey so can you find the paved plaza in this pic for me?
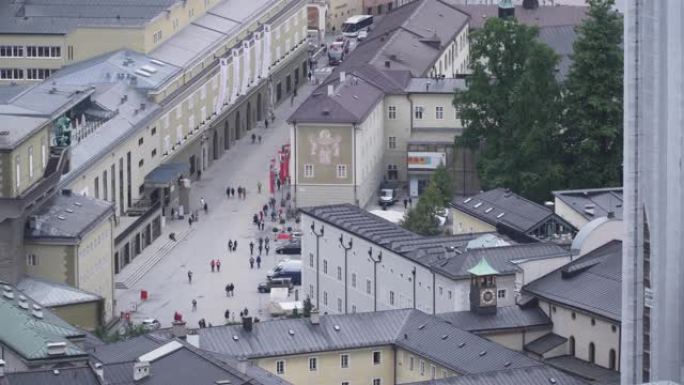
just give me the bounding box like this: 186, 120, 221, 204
115, 84, 315, 329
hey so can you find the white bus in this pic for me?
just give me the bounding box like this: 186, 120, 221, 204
342, 15, 373, 38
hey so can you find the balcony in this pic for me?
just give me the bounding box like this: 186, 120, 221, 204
0, 146, 70, 222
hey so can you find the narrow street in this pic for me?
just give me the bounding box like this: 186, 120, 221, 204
115, 83, 315, 329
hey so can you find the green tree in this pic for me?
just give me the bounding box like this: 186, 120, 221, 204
561, 0, 623, 188
302, 296, 313, 317
402, 182, 442, 236
454, 17, 565, 202
431, 164, 454, 205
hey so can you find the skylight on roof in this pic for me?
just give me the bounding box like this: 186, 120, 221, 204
496, 212, 505, 218
464, 198, 472, 203
135, 69, 152, 77
473, 202, 483, 208
484, 207, 493, 213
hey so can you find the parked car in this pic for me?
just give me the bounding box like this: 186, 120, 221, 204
378, 187, 398, 206
276, 240, 301, 255
257, 277, 294, 293
141, 318, 161, 330
267, 259, 302, 285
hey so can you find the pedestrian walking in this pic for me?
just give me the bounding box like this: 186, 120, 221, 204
224, 309, 230, 320
276, 178, 281, 191
188, 216, 193, 227
257, 182, 262, 194
231, 187, 235, 197
187, 270, 193, 284
261, 221, 265, 231
308, 70, 313, 83
228, 239, 233, 251
249, 256, 255, 269
216, 259, 221, 272
225, 284, 231, 297
243, 188, 247, 198
233, 240, 238, 252
403, 198, 408, 209
264, 119, 269, 129
258, 244, 263, 255
192, 299, 197, 311
256, 255, 262, 269
265, 237, 270, 247
259, 211, 264, 221
259, 237, 264, 247
226, 187, 231, 198
230, 283, 235, 296
200, 197, 205, 208
265, 244, 270, 255
243, 307, 249, 317
249, 242, 254, 255
251, 133, 256, 143
203, 202, 208, 213
210, 259, 216, 272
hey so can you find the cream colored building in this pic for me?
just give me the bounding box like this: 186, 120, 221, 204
186, 308, 557, 385
0, 0, 311, 325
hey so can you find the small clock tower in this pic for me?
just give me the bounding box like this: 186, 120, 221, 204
468, 257, 499, 315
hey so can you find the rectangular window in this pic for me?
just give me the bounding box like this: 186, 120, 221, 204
388, 105, 397, 119
103, 170, 108, 201
436, 106, 444, 119
151, 149, 157, 158
138, 137, 144, 146
26, 68, 52, 80
340, 354, 349, 368
309, 253, 314, 267
352, 304, 356, 313
448, 290, 452, 299
366, 279, 371, 294
439, 286, 443, 295
342, 382, 349, 385
304, 164, 314, 178
153, 30, 163, 44
151, 127, 157, 136
200, 85, 207, 100
337, 266, 342, 280
431, 365, 436, 379
0, 46, 24, 57
309, 284, 314, 297
323, 260, 328, 274
276, 360, 285, 375
420, 360, 425, 375
498, 289, 506, 298
336, 164, 347, 179
337, 297, 342, 312
373, 379, 381, 385
373, 351, 381, 365
138, 159, 144, 168
442, 369, 448, 378
351, 273, 357, 287
323, 291, 328, 306
409, 356, 414, 371
41, 140, 46, 168
94, 177, 99, 199
389, 291, 395, 305
414, 106, 424, 120
0, 68, 23, 80
26, 254, 37, 266
308, 357, 317, 371
28, 146, 34, 180
388, 136, 396, 149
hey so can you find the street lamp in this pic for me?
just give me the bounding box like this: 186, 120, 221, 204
339, 234, 353, 314
311, 222, 324, 309
368, 247, 382, 312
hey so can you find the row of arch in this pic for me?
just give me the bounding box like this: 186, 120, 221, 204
568, 336, 617, 370
209, 93, 264, 161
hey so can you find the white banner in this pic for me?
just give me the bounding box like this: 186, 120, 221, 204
261, 25, 271, 79
215, 58, 228, 112
231, 49, 240, 100
242, 41, 251, 95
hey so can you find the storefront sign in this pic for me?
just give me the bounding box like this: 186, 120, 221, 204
407, 152, 446, 170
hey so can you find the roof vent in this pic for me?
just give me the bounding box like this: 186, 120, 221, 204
57, 215, 66, 220
548, 378, 557, 384
18, 295, 29, 310
74, 202, 82, 207
288, 329, 295, 336
496, 213, 505, 218
479, 350, 487, 356
65, 208, 74, 213
458, 342, 466, 348
133, 361, 150, 381
215, 381, 232, 385
463, 198, 472, 203
333, 324, 341, 332
47, 342, 67, 356
232, 335, 239, 341
484, 207, 493, 213
441, 335, 448, 340
504, 361, 511, 367
32, 304, 43, 319
2, 285, 13, 299
418, 323, 426, 330
473, 202, 482, 208
53, 369, 60, 375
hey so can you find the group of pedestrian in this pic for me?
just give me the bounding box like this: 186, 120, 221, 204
209, 259, 222, 272
248, 255, 262, 269
225, 186, 248, 199
402, 196, 414, 210
198, 318, 212, 328
253, 212, 267, 230
227, 239, 238, 252
225, 283, 235, 296
187, 212, 197, 227
251, 134, 262, 144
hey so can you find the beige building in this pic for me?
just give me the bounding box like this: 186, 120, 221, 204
552, 187, 623, 230
0, 0, 311, 325
174, 309, 579, 385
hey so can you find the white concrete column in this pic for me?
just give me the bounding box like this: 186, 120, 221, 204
215, 58, 229, 112
242, 40, 251, 95
231, 49, 240, 101
255, 33, 262, 81
261, 25, 271, 79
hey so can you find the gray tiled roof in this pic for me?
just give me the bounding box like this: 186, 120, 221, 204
538, 24, 578, 80
16, 277, 101, 307
438, 305, 551, 333
452, 3, 587, 29
451, 188, 574, 234
187, 309, 541, 374
90, 335, 164, 364
0, 366, 101, 385
25, 192, 113, 241
523, 240, 622, 322
301, 204, 569, 278
405, 78, 467, 94
545, 356, 620, 385
404, 365, 589, 385
552, 187, 624, 221
0, 0, 180, 34
524, 333, 567, 356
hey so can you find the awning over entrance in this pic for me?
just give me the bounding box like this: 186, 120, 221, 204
144, 163, 190, 187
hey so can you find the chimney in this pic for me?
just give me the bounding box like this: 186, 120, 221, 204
172, 320, 187, 339
242, 316, 253, 332
522, 0, 539, 9
62, 189, 72, 196
94, 363, 104, 381
327, 84, 334, 97
18, 295, 29, 310
498, 0, 515, 18
0, 359, 5, 377
2, 285, 14, 299
47, 342, 67, 356
340, 71, 346, 83
133, 361, 150, 381
384, 60, 390, 68
32, 304, 43, 319
310, 310, 320, 325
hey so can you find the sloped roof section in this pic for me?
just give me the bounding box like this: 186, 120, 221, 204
439, 305, 551, 333
16, 277, 101, 307
404, 364, 589, 385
